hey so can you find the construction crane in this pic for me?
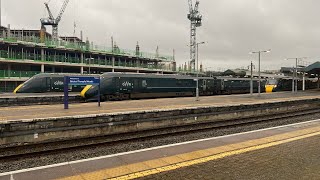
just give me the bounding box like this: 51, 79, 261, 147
187, 0, 202, 72
40, 0, 70, 40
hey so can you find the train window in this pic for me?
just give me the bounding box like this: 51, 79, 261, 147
177, 80, 182, 86
142, 80, 147, 87
267, 79, 277, 85
203, 80, 206, 86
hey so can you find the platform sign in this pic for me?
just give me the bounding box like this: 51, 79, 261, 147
67, 77, 100, 85
64, 76, 101, 109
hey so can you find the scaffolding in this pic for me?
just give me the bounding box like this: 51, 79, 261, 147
0, 70, 39, 79
0, 36, 175, 62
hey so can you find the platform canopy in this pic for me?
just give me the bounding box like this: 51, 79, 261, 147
304, 62, 320, 75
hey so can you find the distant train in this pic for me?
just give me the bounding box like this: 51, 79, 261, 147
265, 77, 318, 93
80, 73, 265, 100
13, 73, 98, 93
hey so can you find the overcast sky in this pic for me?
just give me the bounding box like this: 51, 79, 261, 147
2, 0, 320, 71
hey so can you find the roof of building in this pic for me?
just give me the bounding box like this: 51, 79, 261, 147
304, 62, 320, 74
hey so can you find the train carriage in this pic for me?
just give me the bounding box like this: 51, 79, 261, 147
265, 77, 318, 93
14, 73, 267, 100
81, 73, 264, 100
14, 73, 98, 93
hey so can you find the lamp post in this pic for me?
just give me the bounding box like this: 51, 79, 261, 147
0, 0, 2, 27
196, 41, 205, 101
248, 61, 255, 95
0, 0, 2, 28
249, 49, 271, 97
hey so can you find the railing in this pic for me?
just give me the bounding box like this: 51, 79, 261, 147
1, 36, 175, 62
0, 50, 173, 71
0, 70, 40, 79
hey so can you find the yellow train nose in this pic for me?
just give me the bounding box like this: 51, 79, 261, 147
13, 84, 23, 94
80, 85, 92, 98
265, 85, 275, 93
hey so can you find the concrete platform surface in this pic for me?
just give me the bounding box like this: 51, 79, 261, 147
1, 91, 320, 122
1, 119, 320, 180
0, 92, 79, 98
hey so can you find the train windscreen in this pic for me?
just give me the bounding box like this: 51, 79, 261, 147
266, 79, 277, 85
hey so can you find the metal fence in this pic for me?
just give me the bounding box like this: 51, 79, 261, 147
0, 70, 39, 79
0, 50, 170, 71
1, 36, 175, 62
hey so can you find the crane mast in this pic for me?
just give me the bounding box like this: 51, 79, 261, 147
40, 0, 70, 40
187, 0, 202, 72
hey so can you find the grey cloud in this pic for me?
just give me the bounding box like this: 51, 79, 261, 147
3, 0, 320, 71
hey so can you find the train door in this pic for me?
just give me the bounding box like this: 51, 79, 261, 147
45, 77, 51, 92
221, 80, 225, 91
115, 77, 120, 92
133, 79, 139, 92
142, 79, 148, 93
203, 79, 207, 91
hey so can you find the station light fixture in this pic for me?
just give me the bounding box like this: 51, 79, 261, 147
249, 49, 271, 97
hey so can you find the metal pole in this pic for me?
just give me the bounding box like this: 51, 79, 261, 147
250, 61, 253, 95
258, 51, 261, 96
64, 76, 69, 109
89, 58, 91, 74
292, 67, 294, 93
295, 58, 298, 93
0, 0, 2, 29
98, 80, 101, 107
196, 43, 199, 101
303, 72, 305, 91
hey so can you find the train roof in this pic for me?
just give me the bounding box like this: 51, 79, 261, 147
101, 73, 264, 81
32, 73, 100, 78
215, 76, 265, 81
101, 72, 210, 80
267, 76, 318, 81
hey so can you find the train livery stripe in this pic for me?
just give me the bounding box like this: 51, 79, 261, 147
80, 85, 92, 98
13, 84, 23, 94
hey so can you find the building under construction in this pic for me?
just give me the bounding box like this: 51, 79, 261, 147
0, 25, 177, 92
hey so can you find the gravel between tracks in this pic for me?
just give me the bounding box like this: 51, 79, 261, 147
1, 112, 320, 173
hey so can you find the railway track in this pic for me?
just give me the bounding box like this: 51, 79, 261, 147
1, 108, 320, 162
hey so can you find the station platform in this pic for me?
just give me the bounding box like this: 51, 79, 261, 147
0, 92, 82, 107
0, 92, 79, 98
1, 91, 320, 122
1, 118, 320, 180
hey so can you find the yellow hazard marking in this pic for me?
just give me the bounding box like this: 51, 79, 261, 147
57, 125, 320, 180
80, 85, 92, 98
265, 85, 275, 93
13, 84, 23, 94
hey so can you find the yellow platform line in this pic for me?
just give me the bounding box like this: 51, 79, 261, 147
57, 125, 320, 180
111, 131, 320, 180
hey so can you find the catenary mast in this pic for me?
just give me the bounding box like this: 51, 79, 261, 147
187, 0, 202, 72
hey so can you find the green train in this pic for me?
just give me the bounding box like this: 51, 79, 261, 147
14, 73, 98, 93
265, 77, 318, 92
81, 73, 264, 100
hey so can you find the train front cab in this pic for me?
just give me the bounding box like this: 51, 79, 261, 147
265, 79, 278, 93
